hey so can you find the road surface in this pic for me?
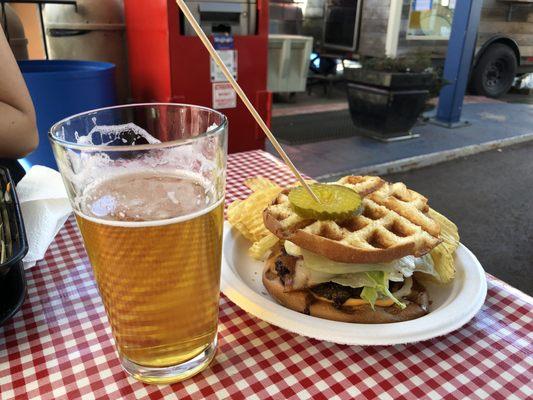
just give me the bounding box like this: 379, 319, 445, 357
384, 142, 533, 295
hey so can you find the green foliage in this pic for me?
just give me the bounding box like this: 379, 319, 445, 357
360, 53, 433, 73
360, 53, 448, 97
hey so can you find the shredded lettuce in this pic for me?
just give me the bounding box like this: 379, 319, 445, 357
330, 273, 378, 289
289, 242, 438, 279
414, 254, 438, 278
301, 247, 404, 274
299, 246, 422, 278
362, 271, 406, 310
361, 287, 378, 309
299, 265, 387, 289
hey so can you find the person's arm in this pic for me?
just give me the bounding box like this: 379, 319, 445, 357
0, 27, 38, 159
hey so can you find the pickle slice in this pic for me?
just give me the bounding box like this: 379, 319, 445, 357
288, 184, 362, 221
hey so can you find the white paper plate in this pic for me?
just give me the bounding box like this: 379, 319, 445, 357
220, 222, 487, 346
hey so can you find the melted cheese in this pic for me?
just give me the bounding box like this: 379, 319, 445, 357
311, 292, 395, 307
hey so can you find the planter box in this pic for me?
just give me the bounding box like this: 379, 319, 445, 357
344, 68, 433, 140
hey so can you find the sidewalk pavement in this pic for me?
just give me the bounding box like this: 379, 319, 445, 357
268, 102, 533, 180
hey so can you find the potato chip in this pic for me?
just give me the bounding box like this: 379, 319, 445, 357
428, 208, 460, 283
245, 177, 280, 192
227, 178, 282, 243
249, 233, 279, 260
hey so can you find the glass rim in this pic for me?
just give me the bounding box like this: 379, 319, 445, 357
48, 102, 228, 152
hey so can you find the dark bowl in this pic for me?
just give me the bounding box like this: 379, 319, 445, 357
0, 261, 26, 325
0, 167, 28, 324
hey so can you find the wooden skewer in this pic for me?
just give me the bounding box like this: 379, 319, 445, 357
175, 0, 320, 203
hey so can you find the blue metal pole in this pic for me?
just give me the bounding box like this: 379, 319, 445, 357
436, 0, 483, 125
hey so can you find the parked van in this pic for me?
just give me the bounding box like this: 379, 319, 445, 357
317, 0, 533, 98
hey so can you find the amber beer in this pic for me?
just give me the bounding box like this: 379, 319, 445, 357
75, 171, 224, 371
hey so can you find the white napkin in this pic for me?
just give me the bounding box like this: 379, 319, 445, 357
16, 166, 73, 269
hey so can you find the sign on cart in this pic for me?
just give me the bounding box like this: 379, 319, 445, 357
213, 82, 237, 109
211, 50, 238, 82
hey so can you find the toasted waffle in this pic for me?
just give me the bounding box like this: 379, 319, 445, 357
263, 176, 441, 263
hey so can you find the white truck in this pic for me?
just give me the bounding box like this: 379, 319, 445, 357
314, 0, 533, 97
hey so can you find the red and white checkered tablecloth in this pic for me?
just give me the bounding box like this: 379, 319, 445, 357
1, 150, 532, 399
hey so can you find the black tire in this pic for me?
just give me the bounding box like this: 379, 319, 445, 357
471, 43, 517, 98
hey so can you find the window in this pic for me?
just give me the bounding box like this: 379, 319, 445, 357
407, 0, 455, 40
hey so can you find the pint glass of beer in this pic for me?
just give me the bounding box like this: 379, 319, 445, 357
49, 104, 227, 383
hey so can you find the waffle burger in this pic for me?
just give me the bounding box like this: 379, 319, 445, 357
261, 176, 448, 324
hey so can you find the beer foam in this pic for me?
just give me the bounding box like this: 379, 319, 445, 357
77, 170, 224, 228
76, 123, 162, 146
76, 196, 224, 228
62, 122, 223, 216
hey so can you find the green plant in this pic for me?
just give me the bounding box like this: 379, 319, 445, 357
429, 65, 449, 98
360, 53, 432, 73
361, 53, 448, 97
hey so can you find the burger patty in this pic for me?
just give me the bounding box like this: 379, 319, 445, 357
310, 282, 406, 309
311, 283, 363, 309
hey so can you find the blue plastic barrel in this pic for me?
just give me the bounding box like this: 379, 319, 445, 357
18, 60, 116, 169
